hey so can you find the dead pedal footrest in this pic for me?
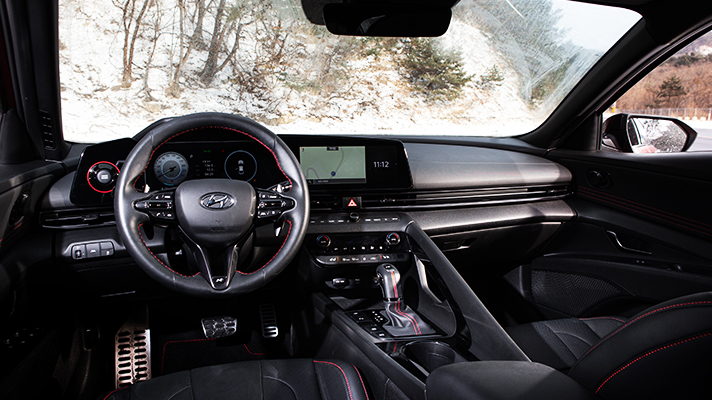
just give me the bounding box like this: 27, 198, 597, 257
115, 323, 151, 388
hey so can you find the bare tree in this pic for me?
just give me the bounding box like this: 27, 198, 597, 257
139, 0, 164, 101
115, 0, 155, 87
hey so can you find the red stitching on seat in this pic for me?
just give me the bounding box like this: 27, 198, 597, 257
160, 338, 216, 374
103, 387, 125, 400
581, 301, 712, 359
243, 343, 266, 356
138, 222, 199, 278
351, 363, 370, 400
579, 317, 626, 324
314, 360, 355, 400
594, 332, 712, 394
236, 219, 292, 275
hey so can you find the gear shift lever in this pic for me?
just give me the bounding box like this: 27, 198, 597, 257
376, 264, 435, 337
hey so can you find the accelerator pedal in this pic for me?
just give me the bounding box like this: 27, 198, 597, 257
260, 303, 279, 338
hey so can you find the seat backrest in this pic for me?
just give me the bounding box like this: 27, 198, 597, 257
567, 291, 712, 399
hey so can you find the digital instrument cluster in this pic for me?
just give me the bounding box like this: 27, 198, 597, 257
144, 141, 271, 190
70, 133, 412, 207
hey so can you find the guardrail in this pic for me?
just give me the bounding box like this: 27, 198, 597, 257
617, 108, 712, 120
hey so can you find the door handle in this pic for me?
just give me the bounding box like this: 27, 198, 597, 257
606, 230, 652, 255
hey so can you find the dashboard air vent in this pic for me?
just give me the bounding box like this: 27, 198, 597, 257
41, 209, 116, 229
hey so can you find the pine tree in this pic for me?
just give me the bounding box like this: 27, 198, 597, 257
398, 38, 471, 101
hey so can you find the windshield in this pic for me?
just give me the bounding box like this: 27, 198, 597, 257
59, 0, 640, 143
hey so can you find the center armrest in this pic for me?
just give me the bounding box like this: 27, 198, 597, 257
425, 361, 600, 400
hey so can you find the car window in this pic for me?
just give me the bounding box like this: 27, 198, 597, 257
59, 0, 639, 143
603, 30, 712, 152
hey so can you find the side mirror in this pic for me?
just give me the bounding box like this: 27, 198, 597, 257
602, 114, 697, 153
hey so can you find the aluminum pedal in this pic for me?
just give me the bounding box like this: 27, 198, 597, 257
201, 316, 237, 339
115, 323, 151, 389
260, 304, 279, 338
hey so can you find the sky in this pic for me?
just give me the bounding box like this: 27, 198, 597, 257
553, 0, 641, 51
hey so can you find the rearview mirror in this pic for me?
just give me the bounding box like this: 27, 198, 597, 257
602, 114, 697, 153
322, 4, 452, 37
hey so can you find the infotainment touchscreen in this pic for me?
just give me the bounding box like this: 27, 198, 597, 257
282, 135, 413, 191
299, 146, 367, 184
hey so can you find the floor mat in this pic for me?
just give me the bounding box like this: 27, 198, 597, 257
150, 300, 291, 376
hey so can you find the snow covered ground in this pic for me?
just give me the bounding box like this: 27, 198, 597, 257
57, 0, 551, 143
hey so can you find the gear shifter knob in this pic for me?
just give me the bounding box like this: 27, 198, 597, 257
377, 264, 401, 301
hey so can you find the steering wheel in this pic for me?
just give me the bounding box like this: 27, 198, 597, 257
114, 113, 309, 298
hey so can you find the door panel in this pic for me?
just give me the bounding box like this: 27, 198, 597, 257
519, 150, 712, 319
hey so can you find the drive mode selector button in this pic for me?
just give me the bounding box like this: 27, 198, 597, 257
316, 235, 331, 248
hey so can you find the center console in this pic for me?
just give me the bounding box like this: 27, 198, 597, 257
302, 210, 530, 400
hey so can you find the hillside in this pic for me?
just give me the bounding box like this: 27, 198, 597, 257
58, 0, 587, 142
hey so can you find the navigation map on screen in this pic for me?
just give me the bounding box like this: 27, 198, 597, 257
299, 146, 366, 184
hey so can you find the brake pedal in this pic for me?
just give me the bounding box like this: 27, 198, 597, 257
115, 322, 151, 389
201, 316, 237, 339
260, 304, 279, 338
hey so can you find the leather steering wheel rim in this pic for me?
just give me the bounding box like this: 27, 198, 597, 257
114, 112, 310, 298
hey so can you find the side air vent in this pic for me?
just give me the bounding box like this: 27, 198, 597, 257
39, 110, 56, 149
310, 185, 570, 211
41, 209, 116, 229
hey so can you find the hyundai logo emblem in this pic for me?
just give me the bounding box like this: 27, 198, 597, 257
200, 193, 235, 210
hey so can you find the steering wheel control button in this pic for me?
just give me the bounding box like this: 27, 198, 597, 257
201, 316, 238, 339
386, 232, 401, 245
256, 191, 295, 219
316, 235, 331, 248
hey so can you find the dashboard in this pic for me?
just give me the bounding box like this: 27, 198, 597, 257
69, 128, 412, 207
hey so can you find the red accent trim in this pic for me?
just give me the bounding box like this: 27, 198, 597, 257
236, 219, 292, 275
138, 222, 199, 278
0, 221, 24, 248
578, 186, 710, 231
351, 364, 370, 400
133, 126, 291, 191
160, 338, 216, 374
87, 161, 120, 194
102, 387, 125, 400
595, 332, 712, 394
579, 316, 626, 324
578, 187, 712, 237
390, 270, 398, 298
581, 301, 712, 359
389, 270, 421, 335
243, 343, 266, 356
313, 360, 355, 400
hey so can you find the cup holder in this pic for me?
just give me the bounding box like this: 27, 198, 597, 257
402, 341, 467, 373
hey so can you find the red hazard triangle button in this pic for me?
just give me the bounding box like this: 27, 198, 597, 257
343, 196, 361, 209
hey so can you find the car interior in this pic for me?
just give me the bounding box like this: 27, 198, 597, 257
1, 0, 712, 399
